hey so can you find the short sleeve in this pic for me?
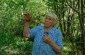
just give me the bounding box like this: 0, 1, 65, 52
55, 30, 63, 49
29, 26, 38, 38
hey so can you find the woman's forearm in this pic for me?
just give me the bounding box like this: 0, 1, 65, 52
23, 21, 30, 38
49, 41, 62, 54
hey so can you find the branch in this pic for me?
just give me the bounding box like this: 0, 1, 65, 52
66, 1, 79, 14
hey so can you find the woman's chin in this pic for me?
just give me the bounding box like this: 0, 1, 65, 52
44, 25, 50, 27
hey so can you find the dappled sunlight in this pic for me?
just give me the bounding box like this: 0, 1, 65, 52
63, 46, 71, 51
0, 0, 84, 55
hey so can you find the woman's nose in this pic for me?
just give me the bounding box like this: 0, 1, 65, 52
45, 19, 49, 21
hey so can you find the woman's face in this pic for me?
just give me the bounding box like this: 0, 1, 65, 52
44, 16, 54, 27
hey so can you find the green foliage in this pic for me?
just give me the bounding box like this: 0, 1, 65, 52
0, 0, 85, 55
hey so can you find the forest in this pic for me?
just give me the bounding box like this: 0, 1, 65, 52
0, 0, 85, 55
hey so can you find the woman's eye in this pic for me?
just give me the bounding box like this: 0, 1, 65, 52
45, 17, 52, 21
48, 18, 52, 20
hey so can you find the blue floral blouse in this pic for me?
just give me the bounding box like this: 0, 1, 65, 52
29, 25, 63, 55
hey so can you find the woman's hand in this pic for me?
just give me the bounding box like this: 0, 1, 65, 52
43, 36, 53, 44
43, 35, 62, 53
23, 12, 31, 21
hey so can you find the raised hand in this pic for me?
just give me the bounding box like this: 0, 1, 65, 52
23, 12, 32, 21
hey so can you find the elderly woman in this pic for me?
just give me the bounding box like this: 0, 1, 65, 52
23, 12, 63, 55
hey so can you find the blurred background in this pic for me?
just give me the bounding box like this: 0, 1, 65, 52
0, 0, 85, 55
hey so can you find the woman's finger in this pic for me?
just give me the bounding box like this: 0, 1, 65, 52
43, 36, 48, 41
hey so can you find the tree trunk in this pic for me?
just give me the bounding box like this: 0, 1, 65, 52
78, 0, 85, 55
